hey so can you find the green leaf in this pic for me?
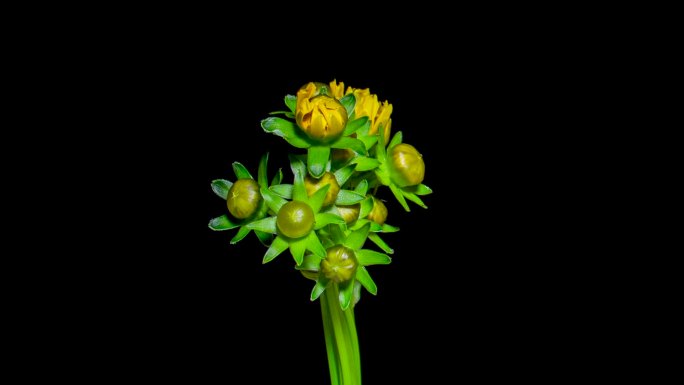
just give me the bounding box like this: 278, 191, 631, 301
405, 184, 433, 196
254, 230, 273, 246
333, 164, 357, 187
358, 135, 378, 151
343, 116, 368, 136
306, 232, 327, 259
270, 168, 283, 186
211, 179, 232, 200
263, 236, 288, 264
335, 190, 365, 205
339, 281, 354, 310
328, 223, 346, 245
388, 131, 403, 149
269, 184, 293, 199
344, 223, 370, 250
356, 249, 391, 266
296, 253, 321, 272
260, 187, 288, 213
268, 110, 291, 116
353, 280, 362, 306
290, 236, 307, 265
402, 190, 428, 209
315, 213, 345, 230
257, 153, 269, 188
349, 218, 370, 231
232, 162, 252, 180
245, 216, 277, 234
208, 215, 240, 231
261, 117, 310, 149
307, 146, 330, 178
284, 94, 297, 113
354, 180, 369, 195
311, 275, 330, 301
351, 156, 380, 172
339, 93, 355, 117
368, 233, 394, 254
390, 183, 410, 212
308, 184, 330, 213
331, 137, 366, 155
380, 223, 400, 233
376, 127, 387, 163
355, 266, 377, 295
359, 196, 373, 218
230, 226, 251, 244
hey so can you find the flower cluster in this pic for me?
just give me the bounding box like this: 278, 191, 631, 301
210, 80, 431, 309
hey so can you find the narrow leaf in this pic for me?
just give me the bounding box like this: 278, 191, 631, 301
311, 275, 330, 301
402, 190, 428, 209
339, 93, 355, 117
211, 179, 232, 200
232, 162, 252, 180
331, 137, 366, 155
261, 187, 288, 213
355, 266, 377, 295
335, 190, 365, 205
254, 230, 273, 246
296, 253, 322, 271
359, 196, 373, 218
390, 183, 410, 212
343, 116, 368, 136
208, 215, 240, 231
405, 183, 433, 196
315, 213, 345, 230
388, 131, 403, 149
257, 153, 269, 188
263, 236, 288, 264
344, 223, 370, 250
368, 233, 394, 254
261, 117, 310, 148
307, 146, 330, 178
284, 94, 297, 113
339, 281, 354, 310
306, 232, 327, 259
358, 134, 378, 151
245, 217, 277, 234
270, 168, 283, 186
269, 184, 293, 199
354, 180, 369, 195
230, 226, 251, 244
380, 223, 400, 233
290, 236, 307, 265
328, 224, 346, 245
351, 157, 380, 172
356, 249, 391, 266
333, 164, 357, 187
308, 184, 330, 213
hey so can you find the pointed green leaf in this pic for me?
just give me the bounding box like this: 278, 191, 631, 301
211, 179, 232, 200
344, 223, 370, 250
263, 236, 288, 264
368, 233, 394, 254
349, 218, 371, 231
339, 93, 355, 117
306, 232, 327, 259
351, 156, 380, 172
230, 226, 251, 244
356, 249, 391, 266
376, 126, 387, 163
328, 223, 346, 245
290, 156, 308, 202
232, 162, 252, 180
358, 134, 378, 151
405, 184, 433, 196
261, 117, 310, 148
268, 110, 291, 116
284, 94, 297, 113
388, 131, 403, 149
208, 215, 240, 231
335, 190, 365, 205
260, 187, 288, 213
296, 253, 322, 271
343, 116, 368, 136
257, 153, 269, 188
355, 266, 377, 295
320, 236, 335, 248
290, 236, 307, 265
254, 230, 273, 246
331, 137, 366, 155
245, 216, 277, 234
311, 275, 330, 301
307, 146, 330, 178
315, 213, 345, 230
339, 281, 354, 310
359, 196, 373, 218
308, 184, 330, 213
270, 168, 283, 186
333, 164, 357, 187
390, 183, 410, 212
380, 223, 400, 233
402, 190, 428, 209
269, 184, 293, 199
354, 180, 369, 195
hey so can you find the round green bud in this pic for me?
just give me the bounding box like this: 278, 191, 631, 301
305, 172, 340, 207
337, 204, 360, 224
388, 143, 425, 187
366, 196, 388, 225
276, 201, 315, 239
321, 245, 357, 283
226, 179, 262, 219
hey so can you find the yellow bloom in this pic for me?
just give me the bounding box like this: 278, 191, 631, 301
296, 86, 348, 143
329, 79, 346, 100
351, 88, 392, 143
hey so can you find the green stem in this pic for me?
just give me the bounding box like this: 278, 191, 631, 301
321, 284, 361, 385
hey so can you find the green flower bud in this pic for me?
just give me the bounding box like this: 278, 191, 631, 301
226, 179, 262, 219
366, 196, 388, 225
304, 172, 340, 207
337, 204, 360, 224
276, 201, 315, 239
321, 245, 357, 283
388, 143, 425, 187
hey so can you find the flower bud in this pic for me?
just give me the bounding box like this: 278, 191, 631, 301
366, 196, 388, 225
304, 172, 340, 207
276, 201, 315, 239
337, 204, 360, 224
321, 245, 357, 283
226, 179, 262, 219
296, 89, 348, 143
388, 143, 425, 187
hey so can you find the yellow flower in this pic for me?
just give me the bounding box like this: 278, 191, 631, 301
329, 79, 346, 100
351, 88, 392, 143
296, 83, 348, 143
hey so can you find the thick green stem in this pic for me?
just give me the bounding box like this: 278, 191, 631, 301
320, 284, 361, 385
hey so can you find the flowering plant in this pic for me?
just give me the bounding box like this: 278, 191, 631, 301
209, 80, 431, 385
